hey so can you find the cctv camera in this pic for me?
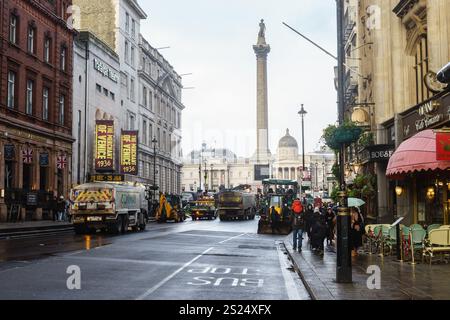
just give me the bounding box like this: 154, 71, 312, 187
437, 62, 450, 84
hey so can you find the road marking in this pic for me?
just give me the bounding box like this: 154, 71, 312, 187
218, 233, 245, 244
277, 244, 302, 300
136, 246, 214, 300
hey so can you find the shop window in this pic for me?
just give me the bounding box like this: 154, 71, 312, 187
40, 167, 48, 191
22, 164, 32, 191
5, 161, 14, 189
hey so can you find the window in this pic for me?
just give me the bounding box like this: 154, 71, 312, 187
44, 38, 51, 63
131, 19, 136, 38
9, 15, 17, 44
157, 128, 161, 148
125, 13, 130, 33
149, 91, 153, 110
103, 88, 109, 96
143, 120, 147, 145
130, 77, 135, 101
43, 87, 49, 120
26, 80, 34, 115
150, 124, 153, 142
60, 47, 67, 71
27, 26, 35, 54
110, 92, 115, 101
96, 84, 102, 93
7, 71, 16, 109
131, 46, 135, 67
414, 36, 430, 104
128, 113, 135, 130
59, 95, 65, 125
125, 41, 129, 63
143, 86, 148, 107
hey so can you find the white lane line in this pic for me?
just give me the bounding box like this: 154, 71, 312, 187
218, 233, 246, 244
277, 244, 302, 301
136, 246, 214, 300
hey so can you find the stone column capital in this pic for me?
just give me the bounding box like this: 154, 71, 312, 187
253, 44, 271, 58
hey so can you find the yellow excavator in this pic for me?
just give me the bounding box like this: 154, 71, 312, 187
156, 193, 186, 223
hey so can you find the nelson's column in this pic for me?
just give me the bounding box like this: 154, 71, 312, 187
253, 19, 272, 164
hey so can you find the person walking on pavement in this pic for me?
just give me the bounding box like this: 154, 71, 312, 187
350, 207, 364, 256
304, 204, 314, 241
291, 198, 305, 252
57, 196, 65, 222
310, 207, 327, 256
325, 206, 336, 246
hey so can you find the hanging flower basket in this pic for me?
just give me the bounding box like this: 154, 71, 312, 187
334, 126, 363, 144
322, 122, 363, 151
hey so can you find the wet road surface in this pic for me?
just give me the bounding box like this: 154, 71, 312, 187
0, 219, 310, 300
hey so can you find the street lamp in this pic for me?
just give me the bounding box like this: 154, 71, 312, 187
298, 104, 307, 194
210, 164, 214, 192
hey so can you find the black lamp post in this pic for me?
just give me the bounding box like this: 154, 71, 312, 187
210, 164, 214, 191
298, 104, 307, 194
336, 0, 352, 284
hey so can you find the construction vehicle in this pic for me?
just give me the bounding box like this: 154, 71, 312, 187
189, 194, 217, 220
156, 194, 186, 223
257, 179, 299, 235
69, 182, 148, 235
217, 189, 256, 221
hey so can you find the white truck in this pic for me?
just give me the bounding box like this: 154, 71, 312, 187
69, 182, 148, 235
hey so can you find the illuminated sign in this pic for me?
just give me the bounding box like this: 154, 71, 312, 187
120, 131, 138, 175
90, 174, 125, 182
95, 120, 115, 171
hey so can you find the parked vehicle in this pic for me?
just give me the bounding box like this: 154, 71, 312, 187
217, 190, 256, 221
156, 194, 186, 223
181, 191, 198, 207
69, 182, 148, 235
189, 195, 217, 220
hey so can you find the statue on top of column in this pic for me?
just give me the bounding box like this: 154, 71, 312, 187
257, 19, 266, 45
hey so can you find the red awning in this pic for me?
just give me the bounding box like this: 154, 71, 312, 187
386, 129, 450, 177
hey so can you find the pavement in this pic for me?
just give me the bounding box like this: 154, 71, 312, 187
285, 236, 450, 300
0, 218, 310, 300
0, 221, 74, 240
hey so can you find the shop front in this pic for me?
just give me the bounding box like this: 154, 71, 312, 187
0, 127, 72, 223
387, 90, 450, 226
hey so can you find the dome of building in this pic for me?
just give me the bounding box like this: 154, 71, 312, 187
278, 129, 298, 148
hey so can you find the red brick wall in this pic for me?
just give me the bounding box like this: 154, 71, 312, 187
0, 0, 74, 137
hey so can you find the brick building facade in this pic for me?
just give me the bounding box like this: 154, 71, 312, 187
0, 0, 75, 222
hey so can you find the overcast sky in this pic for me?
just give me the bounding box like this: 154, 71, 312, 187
140, 0, 338, 158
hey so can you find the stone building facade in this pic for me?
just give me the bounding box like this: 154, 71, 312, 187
138, 36, 184, 195
72, 0, 185, 194
72, 31, 121, 185
0, 0, 75, 222
341, 0, 450, 224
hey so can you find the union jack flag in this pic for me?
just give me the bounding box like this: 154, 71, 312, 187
22, 148, 33, 164
57, 155, 67, 169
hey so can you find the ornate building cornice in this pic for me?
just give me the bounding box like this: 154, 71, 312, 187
393, 0, 419, 18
